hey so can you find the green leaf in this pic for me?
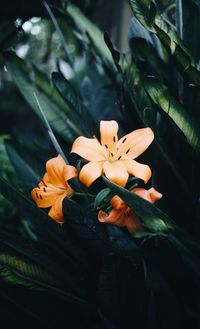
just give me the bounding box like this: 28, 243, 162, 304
4, 51, 78, 143
52, 72, 99, 137
103, 177, 175, 233
144, 77, 200, 151
0, 250, 55, 290
155, 25, 200, 87
129, 0, 156, 31
66, 3, 113, 65
5, 139, 42, 189
0, 240, 89, 306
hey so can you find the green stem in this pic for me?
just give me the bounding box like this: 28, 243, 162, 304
74, 192, 96, 198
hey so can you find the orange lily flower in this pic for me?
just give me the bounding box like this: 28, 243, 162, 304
31, 155, 77, 224
98, 187, 162, 233
71, 120, 154, 187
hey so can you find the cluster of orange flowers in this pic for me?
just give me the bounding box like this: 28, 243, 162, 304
32, 120, 162, 233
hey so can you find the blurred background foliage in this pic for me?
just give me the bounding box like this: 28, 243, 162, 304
0, 0, 200, 328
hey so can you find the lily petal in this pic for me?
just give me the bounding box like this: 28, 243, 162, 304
110, 195, 126, 210
103, 160, 129, 187
31, 185, 66, 208
124, 159, 152, 183
124, 213, 144, 233
46, 155, 67, 188
100, 120, 119, 152
98, 208, 123, 225
71, 136, 107, 161
79, 161, 103, 187
63, 165, 77, 182
117, 127, 154, 159
48, 195, 65, 223
133, 187, 162, 203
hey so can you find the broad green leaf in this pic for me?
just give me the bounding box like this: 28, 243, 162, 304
0, 251, 55, 290
5, 139, 42, 189
144, 78, 200, 151
4, 51, 78, 142
155, 25, 200, 87
0, 244, 89, 305
66, 3, 113, 65
52, 72, 99, 137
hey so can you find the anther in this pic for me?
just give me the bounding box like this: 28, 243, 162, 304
40, 195, 43, 200
118, 156, 122, 160
113, 136, 116, 143
122, 138, 127, 143
126, 149, 130, 154
111, 152, 114, 157
41, 179, 47, 187
36, 192, 39, 199
43, 187, 46, 192
105, 144, 108, 149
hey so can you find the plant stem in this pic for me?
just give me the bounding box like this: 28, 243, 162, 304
74, 192, 96, 198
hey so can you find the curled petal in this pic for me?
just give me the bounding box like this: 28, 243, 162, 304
117, 127, 154, 159
103, 160, 129, 187
110, 195, 126, 210
71, 136, 107, 161
46, 155, 67, 188
133, 187, 162, 203
79, 161, 103, 187
48, 195, 65, 224
98, 209, 124, 225
124, 159, 152, 184
100, 120, 119, 152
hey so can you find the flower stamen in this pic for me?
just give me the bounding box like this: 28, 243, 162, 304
41, 179, 47, 187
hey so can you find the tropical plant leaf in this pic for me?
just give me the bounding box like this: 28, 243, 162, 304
4, 51, 78, 142
129, 0, 157, 31
144, 77, 200, 152
103, 177, 174, 233
0, 249, 55, 290
66, 3, 113, 65
5, 139, 42, 189
63, 198, 110, 254
52, 72, 99, 137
